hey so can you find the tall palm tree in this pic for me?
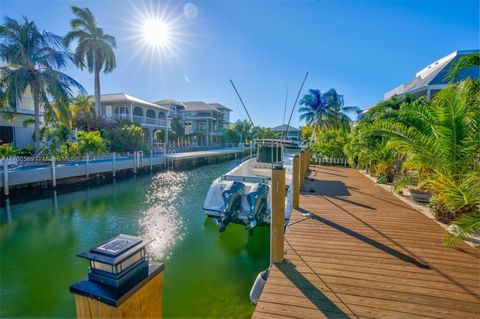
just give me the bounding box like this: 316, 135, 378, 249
298, 88, 359, 142
65, 6, 116, 116
0, 17, 85, 148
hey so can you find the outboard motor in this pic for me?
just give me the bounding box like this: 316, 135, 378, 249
246, 183, 268, 235
217, 181, 245, 232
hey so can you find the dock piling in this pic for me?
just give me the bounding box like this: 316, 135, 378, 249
150, 150, 153, 171
133, 152, 137, 174
299, 151, 305, 188
51, 156, 56, 188
112, 152, 116, 177
3, 157, 9, 197
271, 166, 285, 264
86, 155, 90, 179
293, 155, 300, 209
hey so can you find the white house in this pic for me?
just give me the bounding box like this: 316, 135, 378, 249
0, 86, 38, 148
384, 50, 480, 101
97, 93, 169, 146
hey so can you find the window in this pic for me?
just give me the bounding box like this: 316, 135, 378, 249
0, 126, 14, 144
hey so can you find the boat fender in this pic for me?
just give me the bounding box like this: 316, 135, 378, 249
249, 269, 269, 304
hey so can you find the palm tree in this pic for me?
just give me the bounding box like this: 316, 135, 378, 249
0, 17, 85, 148
299, 88, 359, 142
356, 79, 480, 243
65, 6, 116, 116
445, 52, 480, 82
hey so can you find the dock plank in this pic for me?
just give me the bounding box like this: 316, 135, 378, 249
252, 165, 480, 319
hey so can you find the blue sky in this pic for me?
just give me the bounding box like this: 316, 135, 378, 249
1, 0, 478, 127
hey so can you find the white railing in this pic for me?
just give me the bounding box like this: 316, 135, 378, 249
312, 155, 348, 167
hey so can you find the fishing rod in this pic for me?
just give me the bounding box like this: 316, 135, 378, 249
230, 80, 255, 128
282, 87, 289, 126
282, 72, 309, 140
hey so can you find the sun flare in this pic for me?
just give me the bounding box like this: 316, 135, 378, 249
142, 19, 171, 47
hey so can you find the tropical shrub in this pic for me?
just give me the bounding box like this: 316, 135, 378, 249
0, 143, 18, 157
103, 124, 146, 153
311, 129, 349, 158
77, 131, 105, 156
221, 129, 240, 144
355, 79, 480, 237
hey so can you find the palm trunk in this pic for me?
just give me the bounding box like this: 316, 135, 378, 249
309, 121, 319, 145
32, 87, 41, 150
94, 63, 101, 116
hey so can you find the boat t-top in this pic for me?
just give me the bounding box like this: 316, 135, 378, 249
203, 139, 299, 235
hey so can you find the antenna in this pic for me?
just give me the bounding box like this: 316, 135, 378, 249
282, 87, 289, 126
282, 72, 309, 140
230, 80, 255, 128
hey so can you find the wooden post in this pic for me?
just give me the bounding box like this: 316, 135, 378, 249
133, 152, 137, 174
150, 150, 153, 171
299, 151, 305, 188
51, 156, 56, 188
293, 155, 300, 209
271, 166, 285, 264
86, 154, 90, 178
112, 152, 116, 178
3, 157, 9, 197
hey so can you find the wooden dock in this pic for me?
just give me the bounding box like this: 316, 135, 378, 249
253, 165, 480, 319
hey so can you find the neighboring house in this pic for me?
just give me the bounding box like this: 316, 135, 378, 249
182, 101, 231, 145
0, 86, 38, 148
153, 100, 232, 146
97, 93, 169, 146
384, 49, 480, 101
271, 124, 300, 143
154, 98, 186, 121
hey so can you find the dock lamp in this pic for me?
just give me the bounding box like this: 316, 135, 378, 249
70, 234, 164, 318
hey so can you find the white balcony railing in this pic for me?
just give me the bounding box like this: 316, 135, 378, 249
105, 114, 168, 127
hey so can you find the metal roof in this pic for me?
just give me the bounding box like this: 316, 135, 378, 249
271, 124, 300, 132
153, 99, 186, 108
209, 103, 233, 112
384, 50, 480, 99
95, 94, 170, 112
183, 101, 223, 113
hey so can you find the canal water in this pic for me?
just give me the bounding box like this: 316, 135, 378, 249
0, 160, 270, 318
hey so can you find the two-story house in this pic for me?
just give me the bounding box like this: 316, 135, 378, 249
182, 101, 231, 145
98, 93, 169, 147
271, 124, 301, 144
0, 86, 38, 148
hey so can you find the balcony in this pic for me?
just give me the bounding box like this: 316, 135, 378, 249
105, 114, 168, 127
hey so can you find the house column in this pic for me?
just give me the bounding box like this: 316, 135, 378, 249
130, 103, 133, 122
426, 89, 431, 101
164, 128, 168, 144
149, 128, 154, 148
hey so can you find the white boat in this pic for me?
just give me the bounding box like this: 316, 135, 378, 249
203, 139, 297, 235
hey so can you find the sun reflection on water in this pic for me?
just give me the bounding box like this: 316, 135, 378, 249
139, 170, 188, 261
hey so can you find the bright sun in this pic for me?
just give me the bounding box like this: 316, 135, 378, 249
142, 19, 171, 47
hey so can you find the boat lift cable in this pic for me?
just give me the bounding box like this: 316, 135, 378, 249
230, 79, 255, 128
282, 87, 289, 126
282, 72, 309, 140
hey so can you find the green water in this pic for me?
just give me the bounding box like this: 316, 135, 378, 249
0, 161, 269, 318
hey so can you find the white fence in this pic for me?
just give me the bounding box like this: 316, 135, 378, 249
311, 155, 348, 167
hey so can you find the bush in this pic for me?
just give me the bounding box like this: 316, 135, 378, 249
0, 144, 18, 157
77, 131, 105, 156
103, 124, 147, 153
312, 129, 349, 158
